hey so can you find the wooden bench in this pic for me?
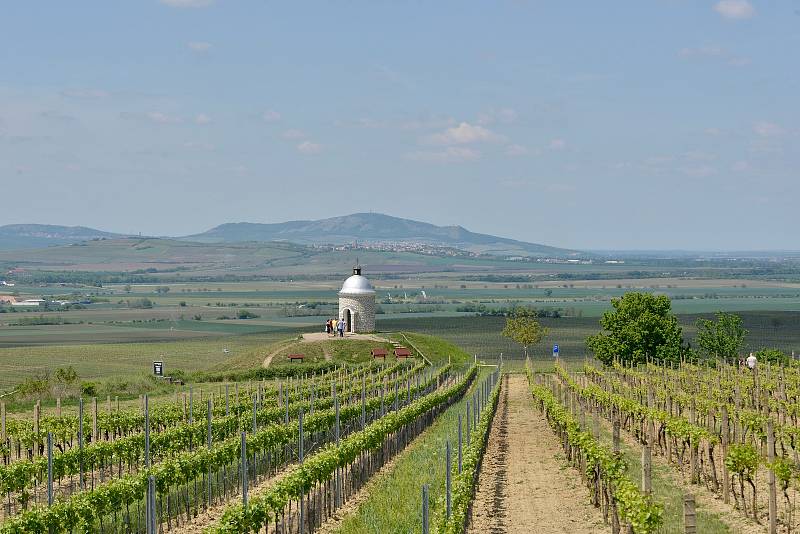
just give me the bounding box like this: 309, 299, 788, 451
288, 353, 305, 363
394, 347, 412, 359
371, 348, 388, 360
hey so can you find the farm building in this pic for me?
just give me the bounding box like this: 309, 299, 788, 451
338, 266, 376, 333
11, 298, 45, 307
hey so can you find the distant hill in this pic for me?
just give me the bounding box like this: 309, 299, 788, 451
184, 213, 582, 258
0, 224, 124, 250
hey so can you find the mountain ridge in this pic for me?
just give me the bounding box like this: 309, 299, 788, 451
0, 214, 582, 257
0, 224, 125, 250
182, 213, 581, 257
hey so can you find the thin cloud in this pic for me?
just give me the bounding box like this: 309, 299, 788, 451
120, 111, 182, 124
547, 183, 577, 193
505, 144, 530, 156
297, 141, 321, 154
679, 45, 724, 58
60, 88, 109, 99
40, 110, 78, 123
183, 141, 215, 151
477, 108, 518, 125
425, 122, 500, 145
188, 42, 212, 53
194, 113, 211, 125
282, 129, 305, 140
714, 0, 755, 19
681, 165, 717, 178
399, 116, 455, 131
146, 112, 181, 124
160, 0, 214, 7
262, 110, 281, 122
407, 147, 480, 163
548, 139, 567, 151
679, 45, 749, 66
754, 121, 784, 137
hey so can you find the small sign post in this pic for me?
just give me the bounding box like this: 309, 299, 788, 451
153, 361, 164, 376
553, 344, 559, 359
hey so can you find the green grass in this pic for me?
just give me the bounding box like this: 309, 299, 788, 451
335, 367, 489, 534
380, 312, 800, 362
396, 331, 474, 367
0, 332, 292, 390
266, 339, 397, 366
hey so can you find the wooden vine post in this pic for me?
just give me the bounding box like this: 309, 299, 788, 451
33, 403, 39, 457
642, 443, 652, 495
767, 420, 777, 534
684, 494, 696, 534
721, 406, 730, 504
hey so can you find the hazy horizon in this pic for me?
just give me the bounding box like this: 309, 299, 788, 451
2, 1, 798, 251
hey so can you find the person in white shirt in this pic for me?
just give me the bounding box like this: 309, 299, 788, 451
746, 352, 757, 370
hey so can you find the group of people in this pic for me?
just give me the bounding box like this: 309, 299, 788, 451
326, 317, 346, 337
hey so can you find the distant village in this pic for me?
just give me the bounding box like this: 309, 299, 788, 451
309, 241, 622, 265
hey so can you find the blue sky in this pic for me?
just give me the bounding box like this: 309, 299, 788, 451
1, 0, 798, 250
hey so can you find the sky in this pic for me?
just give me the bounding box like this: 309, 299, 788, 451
1, 0, 798, 251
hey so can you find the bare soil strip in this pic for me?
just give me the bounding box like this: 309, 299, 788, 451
170, 463, 294, 533
467, 375, 607, 534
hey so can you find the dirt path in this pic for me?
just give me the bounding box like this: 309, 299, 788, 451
170, 463, 295, 533
467, 375, 607, 534
262, 339, 296, 368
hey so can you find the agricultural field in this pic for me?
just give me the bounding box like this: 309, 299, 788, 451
3, 269, 800, 532
3, 293, 800, 534
0, 332, 488, 533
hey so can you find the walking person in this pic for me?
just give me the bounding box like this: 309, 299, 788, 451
747, 352, 757, 371
338, 317, 345, 337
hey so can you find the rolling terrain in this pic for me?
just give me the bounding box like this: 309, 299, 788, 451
183, 212, 582, 257
0, 213, 582, 258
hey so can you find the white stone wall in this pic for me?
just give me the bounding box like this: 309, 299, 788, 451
339, 294, 376, 333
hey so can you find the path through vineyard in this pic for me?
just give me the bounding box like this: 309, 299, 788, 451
467, 375, 607, 534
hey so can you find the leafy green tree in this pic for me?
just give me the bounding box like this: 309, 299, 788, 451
55, 366, 78, 397
502, 308, 548, 358
586, 292, 685, 366
696, 312, 747, 362
237, 309, 260, 319
754, 348, 789, 365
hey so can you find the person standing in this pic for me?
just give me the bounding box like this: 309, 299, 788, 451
338, 318, 345, 337
746, 352, 757, 370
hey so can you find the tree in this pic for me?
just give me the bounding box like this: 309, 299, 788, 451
502, 308, 548, 358
54, 366, 78, 397
124, 284, 132, 293
696, 312, 747, 362
586, 292, 685, 366
155, 286, 170, 294
754, 348, 789, 365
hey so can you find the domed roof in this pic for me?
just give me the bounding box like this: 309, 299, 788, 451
339, 267, 375, 295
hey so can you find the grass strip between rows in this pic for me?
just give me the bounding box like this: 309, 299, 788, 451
435, 368, 501, 533
0, 362, 422, 497
209, 365, 479, 532
0, 364, 446, 534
